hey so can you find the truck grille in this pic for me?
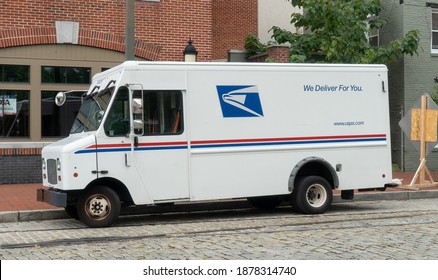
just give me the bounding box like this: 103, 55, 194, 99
47, 159, 58, 184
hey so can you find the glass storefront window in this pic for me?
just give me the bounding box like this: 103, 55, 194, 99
0, 65, 30, 83
41, 66, 91, 84
41, 91, 83, 137
0, 90, 30, 137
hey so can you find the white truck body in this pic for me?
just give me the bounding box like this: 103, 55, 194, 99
39, 61, 393, 227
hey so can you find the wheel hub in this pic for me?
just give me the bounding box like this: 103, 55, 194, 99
87, 196, 109, 218
308, 190, 317, 200
91, 202, 104, 214
306, 184, 326, 207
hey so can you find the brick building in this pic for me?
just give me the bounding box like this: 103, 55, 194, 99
380, 0, 438, 171
0, 0, 297, 183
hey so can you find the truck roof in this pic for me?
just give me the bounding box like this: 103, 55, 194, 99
93, 61, 387, 81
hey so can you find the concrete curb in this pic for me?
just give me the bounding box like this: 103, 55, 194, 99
0, 209, 68, 223
335, 189, 438, 202
1, 189, 438, 223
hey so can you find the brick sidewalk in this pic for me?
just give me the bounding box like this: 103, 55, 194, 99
0, 184, 58, 212
0, 172, 437, 212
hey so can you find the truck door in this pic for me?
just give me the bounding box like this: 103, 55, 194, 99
130, 88, 190, 202
97, 85, 153, 205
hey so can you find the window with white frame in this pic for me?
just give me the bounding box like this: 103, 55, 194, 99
432, 10, 438, 52
369, 28, 379, 47
366, 15, 379, 47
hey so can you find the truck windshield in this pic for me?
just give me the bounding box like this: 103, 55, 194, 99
70, 86, 115, 134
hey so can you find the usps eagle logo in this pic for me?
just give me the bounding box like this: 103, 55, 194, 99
216, 85, 264, 118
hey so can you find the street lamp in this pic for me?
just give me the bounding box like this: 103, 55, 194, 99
183, 38, 198, 62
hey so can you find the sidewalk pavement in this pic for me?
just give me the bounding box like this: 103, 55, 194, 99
1, 172, 438, 223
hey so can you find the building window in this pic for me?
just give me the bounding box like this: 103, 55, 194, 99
366, 15, 379, 47
0, 90, 30, 137
369, 28, 379, 47
41, 91, 83, 137
432, 10, 438, 52
0, 65, 30, 83
41, 66, 91, 84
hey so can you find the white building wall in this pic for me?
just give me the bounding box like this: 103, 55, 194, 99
258, 0, 301, 43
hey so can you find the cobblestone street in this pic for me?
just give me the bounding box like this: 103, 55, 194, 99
1, 198, 438, 260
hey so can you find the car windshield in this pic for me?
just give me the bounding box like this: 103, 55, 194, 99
70, 86, 115, 134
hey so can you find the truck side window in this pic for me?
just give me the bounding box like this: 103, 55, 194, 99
104, 86, 130, 136
140, 90, 183, 135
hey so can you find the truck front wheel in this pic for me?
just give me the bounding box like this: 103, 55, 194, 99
78, 186, 121, 227
292, 176, 332, 214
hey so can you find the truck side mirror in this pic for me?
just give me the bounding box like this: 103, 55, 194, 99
132, 97, 144, 135
55, 91, 67, 106
133, 120, 143, 131
132, 98, 143, 114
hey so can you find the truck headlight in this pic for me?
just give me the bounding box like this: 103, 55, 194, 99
57, 158, 61, 171
42, 158, 46, 170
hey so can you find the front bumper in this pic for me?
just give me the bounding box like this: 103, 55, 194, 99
37, 188, 67, 207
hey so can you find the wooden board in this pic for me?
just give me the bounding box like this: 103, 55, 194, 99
398, 182, 438, 191
411, 108, 438, 142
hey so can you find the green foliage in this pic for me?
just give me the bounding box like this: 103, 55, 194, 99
269, 0, 420, 64
244, 33, 269, 57
430, 84, 438, 105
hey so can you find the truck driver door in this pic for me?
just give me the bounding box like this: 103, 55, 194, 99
131, 88, 190, 202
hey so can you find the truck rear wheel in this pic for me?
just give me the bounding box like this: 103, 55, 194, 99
78, 186, 120, 227
292, 176, 332, 214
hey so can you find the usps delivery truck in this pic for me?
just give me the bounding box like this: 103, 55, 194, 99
38, 61, 393, 227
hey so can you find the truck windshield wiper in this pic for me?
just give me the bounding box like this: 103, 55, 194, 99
87, 85, 100, 99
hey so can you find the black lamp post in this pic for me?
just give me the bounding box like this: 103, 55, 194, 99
183, 38, 198, 62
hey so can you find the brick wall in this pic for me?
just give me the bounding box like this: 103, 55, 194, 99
136, 0, 213, 61
212, 0, 258, 60
0, 149, 42, 184
0, 0, 213, 61
381, 0, 438, 171
402, 1, 438, 171
247, 45, 289, 63
0, 0, 261, 61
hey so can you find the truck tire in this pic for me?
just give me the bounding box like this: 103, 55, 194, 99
292, 176, 332, 214
78, 186, 121, 227
64, 204, 79, 220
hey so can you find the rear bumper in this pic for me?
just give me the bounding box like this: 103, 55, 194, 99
37, 188, 67, 207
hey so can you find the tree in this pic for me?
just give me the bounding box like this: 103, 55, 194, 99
264, 0, 420, 64
430, 80, 438, 104
244, 33, 269, 57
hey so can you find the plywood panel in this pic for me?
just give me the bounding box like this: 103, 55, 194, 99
411, 108, 438, 142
